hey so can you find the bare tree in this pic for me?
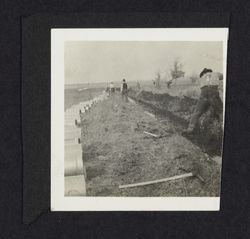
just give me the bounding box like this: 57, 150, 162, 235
170, 59, 185, 82
165, 59, 185, 88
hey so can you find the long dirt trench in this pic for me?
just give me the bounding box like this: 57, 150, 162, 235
80, 94, 221, 197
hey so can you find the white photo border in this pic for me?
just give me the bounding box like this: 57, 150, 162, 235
51, 28, 228, 211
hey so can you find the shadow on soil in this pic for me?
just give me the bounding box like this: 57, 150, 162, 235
129, 89, 223, 156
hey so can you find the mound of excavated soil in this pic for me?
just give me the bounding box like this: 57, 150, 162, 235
80, 94, 221, 197
129, 89, 223, 156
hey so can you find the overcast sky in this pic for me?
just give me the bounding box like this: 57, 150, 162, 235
64, 41, 223, 85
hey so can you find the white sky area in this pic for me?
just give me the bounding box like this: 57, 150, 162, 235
64, 41, 223, 85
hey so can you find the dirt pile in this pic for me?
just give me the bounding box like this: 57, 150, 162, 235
129, 89, 223, 156
132, 90, 197, 120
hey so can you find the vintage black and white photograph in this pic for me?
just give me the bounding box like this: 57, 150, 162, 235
51, 29, 228, 211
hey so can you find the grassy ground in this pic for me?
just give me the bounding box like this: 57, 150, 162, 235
80, 93, 221, 197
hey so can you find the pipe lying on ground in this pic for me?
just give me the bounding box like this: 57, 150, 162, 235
64, 120, 79, 126
64, 143, 82, 151
144, 111, 155, 118
143, 131, 159, 138
64, 125, 81, 132
64, 138, 81, 145
65, 174, 86, 196
64, 126, 81, 132
128, 97, 136, 104
64, 154, 85, 177
119, 172, 193, 189
64, 131, 81, 140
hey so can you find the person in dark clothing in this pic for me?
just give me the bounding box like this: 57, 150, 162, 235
121, 79, 128, 102
183, 68, 223, 134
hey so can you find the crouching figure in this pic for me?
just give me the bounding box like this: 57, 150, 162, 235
183, 68, 223, 135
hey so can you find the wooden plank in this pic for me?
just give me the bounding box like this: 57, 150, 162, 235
143, 131, 159, 138
128, 97, 136, 104
144, 111, 155, 118
119, 172, 193, 189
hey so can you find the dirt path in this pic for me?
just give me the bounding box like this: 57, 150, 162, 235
81, 94, 221, 197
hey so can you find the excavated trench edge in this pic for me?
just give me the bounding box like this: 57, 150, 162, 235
128, 91, 222, 157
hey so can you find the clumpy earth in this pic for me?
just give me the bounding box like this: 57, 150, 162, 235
80, 94, 221, 197
129, 89, 223, 156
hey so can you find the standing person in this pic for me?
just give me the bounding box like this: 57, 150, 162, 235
121, 79, 128, 102
109, 82, 115, 97
183, 68, 223, 134
136, 81, 141, 90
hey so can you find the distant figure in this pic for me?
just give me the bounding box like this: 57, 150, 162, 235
121, 79, 128, 102
183, 68, 223, 134
136, 81, 141, 90
109, 82, 115, 96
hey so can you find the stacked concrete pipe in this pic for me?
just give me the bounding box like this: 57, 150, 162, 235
64, 92, 108, 196
64, 106, 86, 196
